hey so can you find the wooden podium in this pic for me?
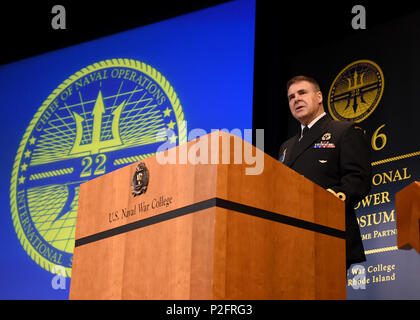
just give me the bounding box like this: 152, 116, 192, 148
69, 131, 346, 299
396, 181, 420, 254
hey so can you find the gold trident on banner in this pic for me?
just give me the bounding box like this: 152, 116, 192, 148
346, 71, 365, 91
70, 91, 125, 156
344, 71, 367, 113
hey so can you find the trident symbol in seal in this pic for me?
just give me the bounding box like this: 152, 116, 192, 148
69, 91, 125, 156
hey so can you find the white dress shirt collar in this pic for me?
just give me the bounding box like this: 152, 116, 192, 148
301, 112, 326, 131
299, 112, 326, 140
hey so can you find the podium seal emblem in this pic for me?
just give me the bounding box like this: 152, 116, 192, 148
132, 162, 149, 197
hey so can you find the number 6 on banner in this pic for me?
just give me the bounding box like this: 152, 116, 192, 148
371, 124, 387, 151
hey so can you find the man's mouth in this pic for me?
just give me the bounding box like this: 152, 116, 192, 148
295, 105, 305, 112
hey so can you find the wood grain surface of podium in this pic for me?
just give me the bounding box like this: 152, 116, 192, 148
69, 131, 346, 300
396, 181, 420, 254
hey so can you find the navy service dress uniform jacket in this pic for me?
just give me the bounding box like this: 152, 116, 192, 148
278, 114, 372, 268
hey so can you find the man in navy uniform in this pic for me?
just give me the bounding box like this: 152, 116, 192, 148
279, 75, 372, 269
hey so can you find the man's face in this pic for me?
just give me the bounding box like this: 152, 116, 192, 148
287, 81, 323, 125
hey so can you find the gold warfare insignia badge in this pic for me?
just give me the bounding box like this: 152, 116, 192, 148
328, 60, 384, 122
322, 133, 331, 141
10, 59, 187, 277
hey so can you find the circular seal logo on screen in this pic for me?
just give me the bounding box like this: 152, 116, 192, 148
9, 59, 187, 277
328, 60, 384, 123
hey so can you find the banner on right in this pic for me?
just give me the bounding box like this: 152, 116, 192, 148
288, 11, 420, 299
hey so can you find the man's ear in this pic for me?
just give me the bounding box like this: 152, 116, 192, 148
317, 90, 323, 104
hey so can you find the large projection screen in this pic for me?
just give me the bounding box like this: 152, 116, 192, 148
0, 0, 255, 299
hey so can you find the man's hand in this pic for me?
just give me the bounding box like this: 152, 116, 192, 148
327, 188, 346, 201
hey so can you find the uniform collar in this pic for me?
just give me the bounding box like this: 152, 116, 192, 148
300, 112, 326, 139
300, 112, 326, 132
